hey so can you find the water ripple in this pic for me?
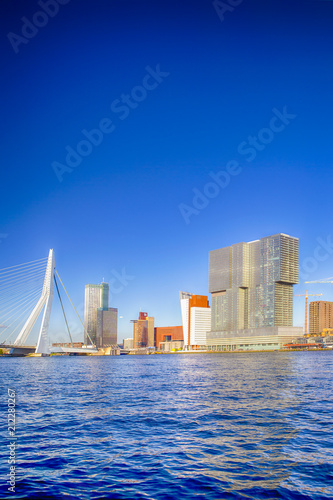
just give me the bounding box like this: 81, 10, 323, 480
1, 352, 333, 499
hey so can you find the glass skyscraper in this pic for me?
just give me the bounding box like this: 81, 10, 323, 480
207, 233, 301, 351
84, 282, 110, 345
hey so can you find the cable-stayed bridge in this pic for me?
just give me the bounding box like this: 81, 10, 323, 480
0, 250, 98, 356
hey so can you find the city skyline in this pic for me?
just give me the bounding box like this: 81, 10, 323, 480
1, 0, 333, 342
1, 233, 327, 347
2, 2, 332, 498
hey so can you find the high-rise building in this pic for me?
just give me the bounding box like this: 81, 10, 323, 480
84, 282, 112, 346
180, 292, 211, 349
96, 307, 118, 348
207, 233, 302, 351
309, 301, 333, 335
132, 312, 155, 348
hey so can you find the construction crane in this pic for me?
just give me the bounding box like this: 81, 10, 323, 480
294, 290, 323, 335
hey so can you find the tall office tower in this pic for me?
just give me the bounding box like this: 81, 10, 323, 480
132, 312, 155, 348
309, 301, 333, 335
180, 292, 211, 349
96, 307, 118, 348
84, 282, 109, 345
207, 233, 302, 351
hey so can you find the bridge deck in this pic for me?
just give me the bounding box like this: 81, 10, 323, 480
1, 345, 99, 355
0, 344, 36, 349
50, 347, 98, 354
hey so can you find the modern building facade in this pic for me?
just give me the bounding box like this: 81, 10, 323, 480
96, 307, 118, 348
123, 338, 134, 350
309, 301, 333, 335
159, 340, 183, 351
84, 282, 117, 347
207, 233, 302, 350
155, 326, 183, 350
180, 292, 211, 349
132, 312, 155, 348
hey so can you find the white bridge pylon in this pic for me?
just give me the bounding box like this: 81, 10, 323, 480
13, 249, 55, 354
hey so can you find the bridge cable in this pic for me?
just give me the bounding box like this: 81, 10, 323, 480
0, 288, 42, 323
54, 268, 95, 346
54, 274, 73, 348
0, 257, 47, 345
0, 270, 46, 296
2, 291, 43, 344
0, 257, 47, 275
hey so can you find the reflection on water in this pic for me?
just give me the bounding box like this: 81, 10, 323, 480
0, 352, 332, 499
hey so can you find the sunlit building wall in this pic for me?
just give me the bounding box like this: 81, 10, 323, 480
84, 282, 109, 345
96, 307, 118, 348
123, 338, 134, 350
180, 292, 211, 349
155, 326, 183, 350
133, 313, 155, 348
207, 233, 302, 350
309, 301, 333, 335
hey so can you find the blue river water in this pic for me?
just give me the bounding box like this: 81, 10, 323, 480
1, 351, 333, 499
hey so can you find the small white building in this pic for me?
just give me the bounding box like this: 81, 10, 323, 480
123, 338, 134, 350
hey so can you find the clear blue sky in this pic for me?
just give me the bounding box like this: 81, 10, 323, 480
1, 0, 333, 343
